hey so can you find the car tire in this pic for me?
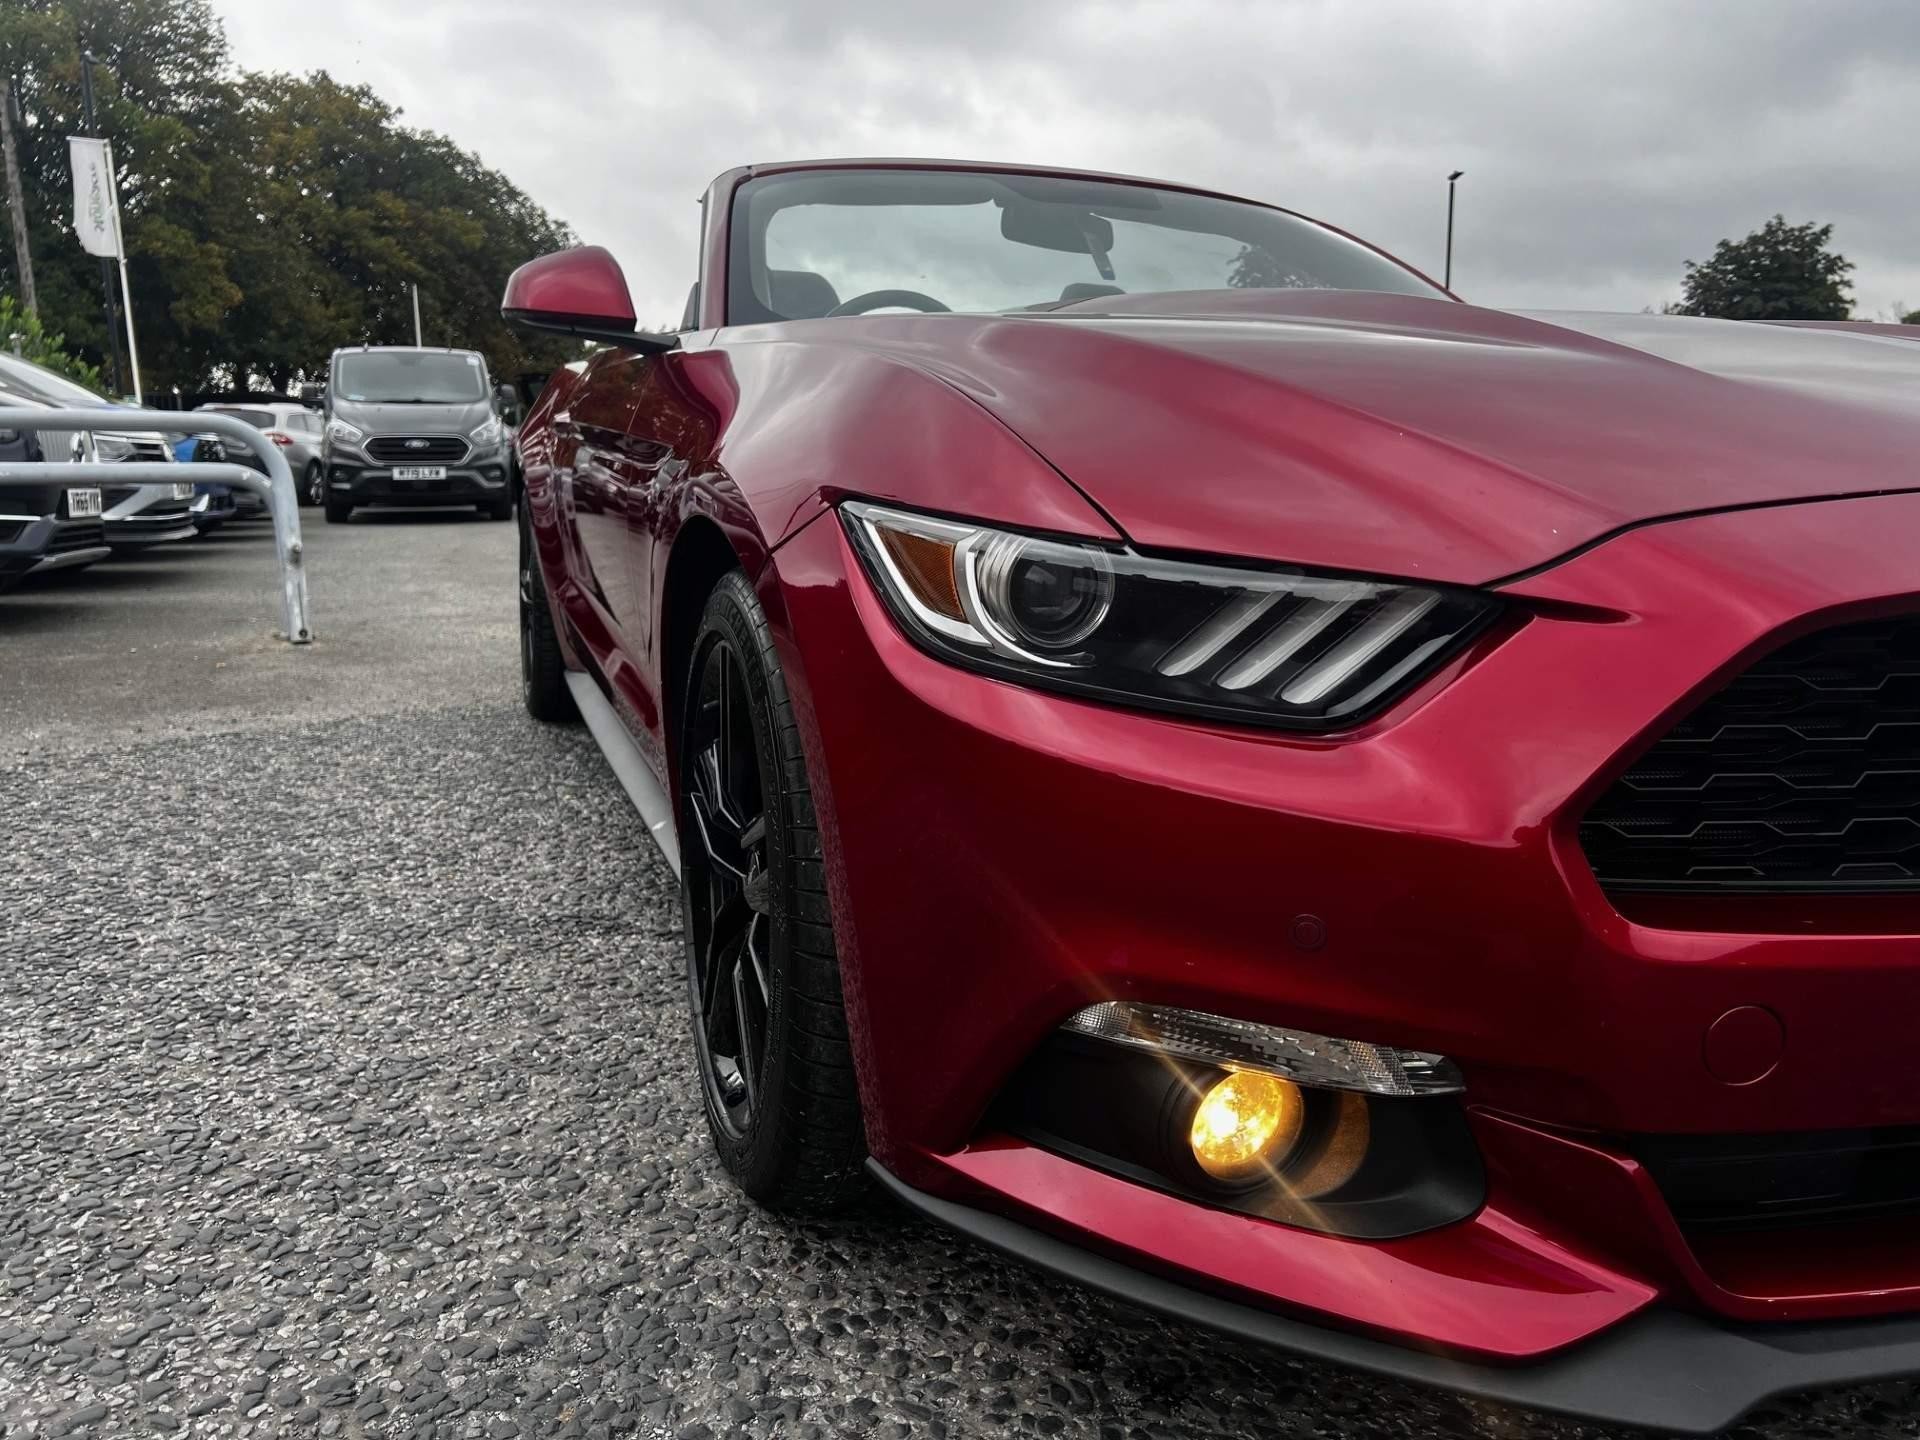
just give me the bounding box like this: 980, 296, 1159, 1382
324, 497, 352, 524
518, 493, 577, 723
301, 462, 324, 507
678, 570, 866, 1212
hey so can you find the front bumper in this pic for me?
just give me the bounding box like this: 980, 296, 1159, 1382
1, 513, 111, 584
192, 488, 236, 531
873, 1161, 1920, 1435
326, 453, 509, 507
764, 493, 1920, 1424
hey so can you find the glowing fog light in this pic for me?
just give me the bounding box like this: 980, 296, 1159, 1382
1188, 1071, 1305, 1183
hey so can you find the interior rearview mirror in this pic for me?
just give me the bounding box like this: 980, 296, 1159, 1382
1000, 200, 1115, 258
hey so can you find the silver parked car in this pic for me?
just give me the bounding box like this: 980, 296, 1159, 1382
197, 402, 326, 506
0, 354, 195, 554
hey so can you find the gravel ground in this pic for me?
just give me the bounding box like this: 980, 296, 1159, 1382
5, 513, 1920, 1439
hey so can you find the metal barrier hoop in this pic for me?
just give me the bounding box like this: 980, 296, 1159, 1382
0, 406, 312, 644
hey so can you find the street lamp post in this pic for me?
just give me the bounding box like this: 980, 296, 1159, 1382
1444, 170, 1464, 292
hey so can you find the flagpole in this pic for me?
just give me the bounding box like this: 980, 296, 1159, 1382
101, 138, 142, 404
79, 53, 126, 397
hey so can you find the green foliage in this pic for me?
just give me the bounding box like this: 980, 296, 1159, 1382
0, 290, 102, 386
0, 0, 582, 394
1903, 309, 1920, 327
1228, 245, 1310, 290
1674, 216, 1854, 322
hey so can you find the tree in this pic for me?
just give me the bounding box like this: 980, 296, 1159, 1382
1903, 309, 1920, 326
0, 1, 580, 395
222, 73, 580, 393
0, 290, 101, 386
1674, 216, 1854, 322
1228, 244, 1310, 290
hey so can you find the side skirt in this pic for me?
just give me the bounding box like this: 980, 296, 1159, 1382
565, 670, 681, 876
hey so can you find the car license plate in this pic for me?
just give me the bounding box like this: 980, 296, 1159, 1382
391, 466, 447, 481
67, 486, 102, 518
170, 481, 195, 500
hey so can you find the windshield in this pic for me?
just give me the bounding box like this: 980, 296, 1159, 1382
0, 353, 108, 407
207, 407, 274, 428
728, 169, 1441, 323
332, 351, 486, 404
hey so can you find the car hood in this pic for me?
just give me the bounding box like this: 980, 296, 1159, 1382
331, 398, 489, 433
868, 291, 1920, 585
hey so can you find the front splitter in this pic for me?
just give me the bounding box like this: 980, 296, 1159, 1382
870, 1160, 1920, 1433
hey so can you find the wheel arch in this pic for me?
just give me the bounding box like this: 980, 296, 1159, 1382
660, 515, 751, 780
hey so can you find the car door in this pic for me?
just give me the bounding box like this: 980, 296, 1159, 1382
551, 350, 649, 653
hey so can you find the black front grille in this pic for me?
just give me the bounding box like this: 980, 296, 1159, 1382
50, 520, 105, 552
1638, 1127, 1920, 1232
100, 484, 137, 508
1581, 615, 1920, 893
366, 434, 468, 464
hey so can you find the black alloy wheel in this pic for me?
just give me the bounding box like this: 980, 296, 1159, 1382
684, 633, 773, 1140
302, 461, 324, 507
518, 492, 575, 722
679, 572, 865, 1209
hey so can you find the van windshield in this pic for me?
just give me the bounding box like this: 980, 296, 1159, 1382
334, 351, 485, 404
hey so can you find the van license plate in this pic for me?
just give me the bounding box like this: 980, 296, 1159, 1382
67, 487, 102, 518
170, 482, 195, 500
391, 466, 447, 481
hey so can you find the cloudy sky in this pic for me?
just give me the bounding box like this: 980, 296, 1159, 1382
214, 0, 1920, 325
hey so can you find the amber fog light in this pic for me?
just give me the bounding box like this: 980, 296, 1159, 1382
992, 1008, 1485, 1238
1188, 1071, 1305, 1183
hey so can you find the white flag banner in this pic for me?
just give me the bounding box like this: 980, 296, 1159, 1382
68, 136, 120, 259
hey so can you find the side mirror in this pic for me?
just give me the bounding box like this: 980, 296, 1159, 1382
491, 383, 521, 424
501, 245, 678, 356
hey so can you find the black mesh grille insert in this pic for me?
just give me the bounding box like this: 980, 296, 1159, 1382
366, 434, 468, 464
1637, 1127, 1920, 1232
50, 521, 104, 552
1581, 615, 1920, 893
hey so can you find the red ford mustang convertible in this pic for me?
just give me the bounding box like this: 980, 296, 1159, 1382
503, 159, 1920, 1432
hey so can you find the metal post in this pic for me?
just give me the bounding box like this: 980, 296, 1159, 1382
1444, 169, 1464, 292
102, 138, 142, 404
80, 53, 125, 397
412, 283, 423, 345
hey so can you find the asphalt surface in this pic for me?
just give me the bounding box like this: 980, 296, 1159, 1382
5, 511, 1920, 1439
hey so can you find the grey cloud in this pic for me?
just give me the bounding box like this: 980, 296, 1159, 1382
215, 0, 1920, 322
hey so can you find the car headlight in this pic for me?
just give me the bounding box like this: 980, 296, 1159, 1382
841, 501, 1501, 730
326, 418, 365, 448
469, 416, 504, 449
91, 433, 137, 462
